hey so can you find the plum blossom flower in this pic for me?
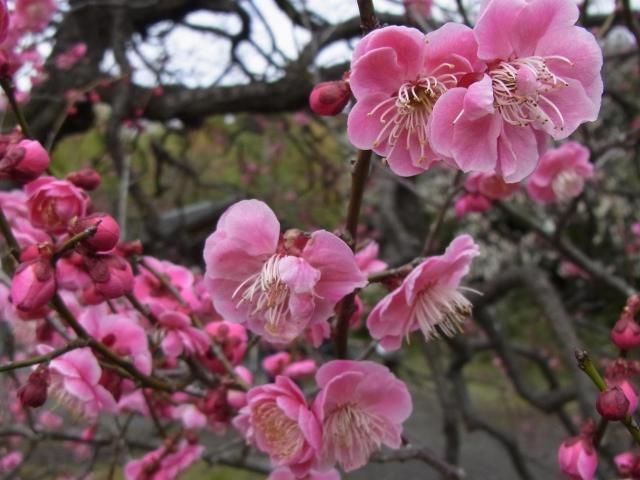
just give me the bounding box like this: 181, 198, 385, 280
614, 451, 640, 478
15, 0, 57, 32
54, 42, 87, 70
558, 422, 598, 480
157, 311, 210, 358
234, 376, 321, 476
79, 305, 152, 375
367, 235, 479, 350
25, 176, 90, 234
45, 347, 117, 418
526, 141, 593, 203
0, 452, 22, 472
455, 172, 519, 216
204, 200, 366, 344
203, 321, 247, 373
431, 0, 603, 182
347, 24, 485, 176
0, 190, 50, 248
454, 193, 492, 217
133, 256, 200, 316
124, 439, 204, 480
313, 360, 412, 472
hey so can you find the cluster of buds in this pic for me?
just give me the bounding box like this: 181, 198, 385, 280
558, 296, 640, 479
8, 166, 130, 313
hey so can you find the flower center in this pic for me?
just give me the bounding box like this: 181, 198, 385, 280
323, 403, 387, 470
552, 169, 584, 201
489, 56, 573, 130
367, 67, 458, 165
233, 255, 290, 336
253, 400, 304, 461
412, 282, 472, 340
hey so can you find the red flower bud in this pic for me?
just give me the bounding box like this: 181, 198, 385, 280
82, 254, 133, 303
71, 213, 120, 253
66, 168, 101, 191
10, 257, 56, 313
612, 316, 640, 350
597, 386, 630, 421
18, 365, 49, 408
309, 80, 351, 116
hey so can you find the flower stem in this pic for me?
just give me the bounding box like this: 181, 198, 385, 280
0, 76, 33, 139
575, 350, 640, 446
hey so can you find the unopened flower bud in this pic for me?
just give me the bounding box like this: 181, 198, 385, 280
612, 316, 640, 350
10, 257, 56, 313
82, 254, 133, 303
66, 168, 101, 191
17, 364, 49, 408
597, 386, 630, 421
309, 80, 351, 116
0, 140, 49, 182
71, 213, 120, 253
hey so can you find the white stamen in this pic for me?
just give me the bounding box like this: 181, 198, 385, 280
411, 283, 472, 340
489, 55, 571, 130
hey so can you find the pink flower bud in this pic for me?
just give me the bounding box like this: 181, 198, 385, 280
596, 386, 630, 420
66, 168, 101, 191
614, 451, 638, 477
309, 80, 351, 116
558, 435, 597, 480
82, 254, 133, 302
10, 257, 56, 312
17, 364, 49, 408
612, 316, 640, 350
0, 140, 49, 182
25, 176, 90, 234
71, 213, 120, 253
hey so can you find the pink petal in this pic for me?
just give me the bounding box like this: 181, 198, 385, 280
279, 256, 321, 294
475, 0, 525, 60
497, 124, 540, 182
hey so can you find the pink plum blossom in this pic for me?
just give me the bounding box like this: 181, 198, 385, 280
454, 193, 492, 217
0, 190, 50, 248
355, 241, 387, 274
157, 311, 210, 358
25, 176, 90, 234
124, 439, 204, 480
133, 256, 200, 316
79, 305, 152, 375
15, 0, 57, 32
268, 467, 341, 480
367, 235, 479, 350
46, 347, 117, 418
347, 24, 485, 176
526, 141, 593, 203
313, 360, 412, 472
233, 376, 321, 476
455, 172, 519, 216
431, 0, 603, 182
0, 452, 22, 472
204, 200, 366, 344
203, 321, 247, 373
558, 434, 597, 480
54, 42, 87, 70
263, 351, 291, 377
